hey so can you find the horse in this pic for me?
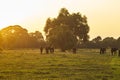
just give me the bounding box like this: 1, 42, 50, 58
111, 48, 118, 56
100, 48, 106, 54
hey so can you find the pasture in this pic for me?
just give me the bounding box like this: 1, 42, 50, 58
0, 49, 120, 80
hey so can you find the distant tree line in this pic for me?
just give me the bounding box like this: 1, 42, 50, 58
80, 36, 120, 49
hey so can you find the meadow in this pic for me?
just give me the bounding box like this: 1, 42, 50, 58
0, 49, 120, 80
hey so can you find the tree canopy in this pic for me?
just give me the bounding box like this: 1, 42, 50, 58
0, 25, 44, 49
44, 8, 90, 50
47, 24, 77, 51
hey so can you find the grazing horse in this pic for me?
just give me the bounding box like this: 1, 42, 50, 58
72, 47, 77, 54
50, 46, 54, 53
111, 48, 118, 56
40, 46, 43, 54
100, 48, 106, 54
45, 46, 49, 54
118, 50, 120, 56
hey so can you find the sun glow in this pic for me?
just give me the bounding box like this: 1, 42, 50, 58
0, 0, 120, 39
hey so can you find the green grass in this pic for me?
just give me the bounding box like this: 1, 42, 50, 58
0, 49, 119, 80
110, 56, 120, 80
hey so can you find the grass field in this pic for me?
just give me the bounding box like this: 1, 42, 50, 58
0, 49, 120, 80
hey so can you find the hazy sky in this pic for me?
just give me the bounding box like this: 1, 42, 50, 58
0, 0, 120, 39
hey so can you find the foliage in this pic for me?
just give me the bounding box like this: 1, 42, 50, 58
92, 36, 102, 43
44, 8, 90, 50
29, 31, 45, 48
82, 36, 120, 49
0, 25, 44, 49
47, 25, 77, 51
0, 25, 29, 48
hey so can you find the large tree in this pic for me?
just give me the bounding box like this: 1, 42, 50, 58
47, 24, 77, 51
0, 25, 45, 49
0, 25, 30, 48
44, 8, 90, 50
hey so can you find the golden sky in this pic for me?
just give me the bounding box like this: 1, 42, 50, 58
0, 0, 120, 39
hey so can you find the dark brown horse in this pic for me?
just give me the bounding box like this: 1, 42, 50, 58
111, 48, 118, 56
100, 48, 106, 54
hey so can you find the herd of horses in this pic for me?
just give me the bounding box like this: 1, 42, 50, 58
100, 47, 120, 56
40, 46, 54, 54
39, 46, 77, 54
39, 46, 120, 56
